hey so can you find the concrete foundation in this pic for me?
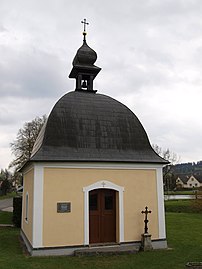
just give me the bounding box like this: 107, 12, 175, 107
20, 230, 167, 256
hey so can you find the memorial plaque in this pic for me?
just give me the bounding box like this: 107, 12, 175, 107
57, 202, 71, 213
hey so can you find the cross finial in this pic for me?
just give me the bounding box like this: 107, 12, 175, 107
81, 18, 89, 32
81, 18, 89, 42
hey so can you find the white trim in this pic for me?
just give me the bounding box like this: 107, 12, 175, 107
32, 164, 44, 248
83, 180, 125, 245
156, 168, 166, 239
34, 161, 164, 170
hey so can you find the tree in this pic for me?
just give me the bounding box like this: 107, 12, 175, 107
0, 169, 12, 195
10, 115, 47, 170
12, 169, 23, 188
152, 144, 180, 191
153, 144, 180, 167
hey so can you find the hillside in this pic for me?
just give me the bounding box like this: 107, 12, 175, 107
173, 161, 202, 176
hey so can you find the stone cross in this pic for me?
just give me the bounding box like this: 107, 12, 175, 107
141, 206, 152, 234
81, 18, 89, 33
102, 181, 106, 188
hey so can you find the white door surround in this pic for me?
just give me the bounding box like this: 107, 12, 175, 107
83, 180, 124, 245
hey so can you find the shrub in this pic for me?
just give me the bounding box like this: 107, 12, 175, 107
13, 196, 22, 227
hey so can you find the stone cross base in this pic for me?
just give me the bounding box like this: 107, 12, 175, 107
140, 233, 153, 251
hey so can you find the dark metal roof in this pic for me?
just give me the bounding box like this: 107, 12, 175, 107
194, 175, 202, 183
177, 175, 189, 184
31, 91, 167, 164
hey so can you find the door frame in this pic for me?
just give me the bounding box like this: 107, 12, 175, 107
83, 180, 124, 245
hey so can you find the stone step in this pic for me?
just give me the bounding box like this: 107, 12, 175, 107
74, 244, 140, 256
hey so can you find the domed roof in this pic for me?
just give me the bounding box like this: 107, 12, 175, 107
31, 91, 167, 164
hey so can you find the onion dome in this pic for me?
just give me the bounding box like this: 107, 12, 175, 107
73, 40, 97, 66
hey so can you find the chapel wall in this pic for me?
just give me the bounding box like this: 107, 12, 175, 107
42, 167, 159, 247
21, 168, 34, 244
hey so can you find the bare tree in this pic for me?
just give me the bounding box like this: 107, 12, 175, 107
153, 144, 180, 166
153, 144, 180, 191
10, 115, 47, 170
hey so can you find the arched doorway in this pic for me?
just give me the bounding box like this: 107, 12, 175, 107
83, 180, 124, 245
89, 189, 116, 244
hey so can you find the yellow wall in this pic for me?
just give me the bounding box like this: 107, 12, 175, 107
43, 168, 158, 247
22, 168, 34, 244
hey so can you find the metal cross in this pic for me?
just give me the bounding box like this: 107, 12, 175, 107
81, 18, 89, 33
141, 206, 152, 234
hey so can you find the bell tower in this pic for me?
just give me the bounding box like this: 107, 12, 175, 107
69, 19, 101, 93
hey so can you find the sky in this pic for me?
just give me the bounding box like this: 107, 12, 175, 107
0, 0, 202, 169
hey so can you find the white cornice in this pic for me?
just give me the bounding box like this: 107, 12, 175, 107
31, 162, 164, 170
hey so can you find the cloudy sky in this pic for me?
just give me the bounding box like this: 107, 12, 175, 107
1, 0, 202, 169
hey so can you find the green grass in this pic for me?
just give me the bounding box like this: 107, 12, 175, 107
165, 190, 196, 195
0, 211, 13, 224
0, 212, 202, 269
0, 192, 17, 200
165, 199, 202, 213
165, 199, 192, 213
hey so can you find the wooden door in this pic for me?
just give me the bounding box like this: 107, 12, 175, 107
89, 189, 116, 244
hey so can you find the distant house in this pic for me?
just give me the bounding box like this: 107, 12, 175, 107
176, 175, 202, 189
187, 175, 202, 188
176, 175, 189, 189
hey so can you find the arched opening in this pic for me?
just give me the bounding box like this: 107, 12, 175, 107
83, 180, 124, 245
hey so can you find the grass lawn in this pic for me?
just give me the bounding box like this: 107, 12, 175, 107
0, 212, 202, 269
0, 211, 13, 224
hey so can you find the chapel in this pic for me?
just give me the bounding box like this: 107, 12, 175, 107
20, 20, 168, 256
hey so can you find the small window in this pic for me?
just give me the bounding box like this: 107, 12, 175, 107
195, 183, 198, 187
25, 193, 29, 222
89, 194, 98, 211
105, 194, 113, 210
190, 184, 192, 187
